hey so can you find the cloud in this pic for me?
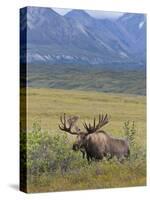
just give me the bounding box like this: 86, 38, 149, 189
52, 8, 124, 19
86, 10, 124, 19
53, 8, 71, 16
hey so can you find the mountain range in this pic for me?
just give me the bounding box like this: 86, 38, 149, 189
20, 7, 146, 69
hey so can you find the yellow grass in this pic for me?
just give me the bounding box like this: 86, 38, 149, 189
24, 87, 146, 144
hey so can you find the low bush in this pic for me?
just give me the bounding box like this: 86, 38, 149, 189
20, 121, 87, 178
123, 120, 145, 161
20, 121, 146, 192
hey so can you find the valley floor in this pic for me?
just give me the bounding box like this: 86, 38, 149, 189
20, 87, 146, 193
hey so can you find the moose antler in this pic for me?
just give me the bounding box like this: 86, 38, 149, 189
58, 113, 80, 135
83, 114, 109, 134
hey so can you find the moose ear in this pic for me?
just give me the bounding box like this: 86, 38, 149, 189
75, 126, 81, 133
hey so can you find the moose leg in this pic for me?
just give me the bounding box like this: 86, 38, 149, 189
118, 157, 125, 164
117, 154, 127, 164
107, 154, 113, 161
80, 149, 85, 159
86, 154, 92, 164
82, 151, 85, 159
125, 149, 130, 160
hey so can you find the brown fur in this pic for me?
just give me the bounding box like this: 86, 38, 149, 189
73, 131, 130, 162
59, 113, 130, 163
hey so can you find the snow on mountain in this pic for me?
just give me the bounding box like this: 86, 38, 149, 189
20, 7, 146, 68
118, 13, 146, 63
139, 21, 145, 29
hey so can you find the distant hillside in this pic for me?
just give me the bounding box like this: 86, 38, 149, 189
26, 64, 146, 96
20, 7, 146, 69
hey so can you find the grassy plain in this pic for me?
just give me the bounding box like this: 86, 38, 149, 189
25, 87, 146, 138
21, 87, 146, 192
28, 64, 146, 95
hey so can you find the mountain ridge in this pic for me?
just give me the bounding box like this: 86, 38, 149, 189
20, 7, 146, 69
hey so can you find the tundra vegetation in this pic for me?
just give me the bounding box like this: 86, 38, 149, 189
20, 88, 146, 192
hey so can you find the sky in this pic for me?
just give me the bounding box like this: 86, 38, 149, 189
53, 8, 124, 19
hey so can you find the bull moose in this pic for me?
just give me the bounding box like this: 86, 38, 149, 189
58, 113, 130, 163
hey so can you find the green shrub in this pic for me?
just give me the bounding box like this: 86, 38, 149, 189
20, 122, 86, 177
123, 121, 136, 148
123, 121, 145, 161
